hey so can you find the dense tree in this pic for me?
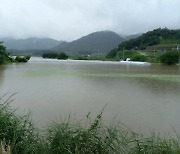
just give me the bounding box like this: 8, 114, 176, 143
159, 51, 180, 65
42, 53, 58, 59
15, 56, 28, 62
130, 55, 147, 62
25, 55, 31, 60
57, 52, 68, 60
117, 50, 139, 60
106, 48, 118, 58
42, 52, 68, 60
0, 42, 12, 64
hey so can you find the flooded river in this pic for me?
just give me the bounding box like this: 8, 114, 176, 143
0, 57, 180, 135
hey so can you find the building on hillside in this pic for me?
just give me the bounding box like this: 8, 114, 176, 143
146, 45, 175, 52
177, 44, 180, 50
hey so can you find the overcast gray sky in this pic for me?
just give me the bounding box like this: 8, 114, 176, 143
0, 0, 180, 41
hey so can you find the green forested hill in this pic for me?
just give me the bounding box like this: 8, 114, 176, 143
107, 28, 180, 58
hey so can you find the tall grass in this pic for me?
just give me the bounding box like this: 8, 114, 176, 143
0, 94, 44, 154
46, 115, 180, 154
131, 133, 180, 154
0, 141, 11, 154
1, 95, 180, 153
46, 113, 136, 154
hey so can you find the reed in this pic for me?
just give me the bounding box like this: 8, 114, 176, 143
1, 95, 180, 153
0, 94, 45, 154
0, 141, 11, 154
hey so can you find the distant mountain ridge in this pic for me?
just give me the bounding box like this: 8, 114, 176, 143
54, 31, 125, 55
1, 31, 126, 56
1, 37, 62, 50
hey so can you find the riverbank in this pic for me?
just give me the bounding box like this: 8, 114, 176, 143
1, 96, 180, 154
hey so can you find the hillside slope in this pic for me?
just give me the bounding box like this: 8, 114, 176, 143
107, 28, 180, 58
118, 28, 180, 50
54, 31, 125, 55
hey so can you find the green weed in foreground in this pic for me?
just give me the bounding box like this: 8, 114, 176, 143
0, 94, 45, 154
46, 113, 136, 154
1, 95, 180, 154
0, 141, 11, 154
46, 117, 180, 154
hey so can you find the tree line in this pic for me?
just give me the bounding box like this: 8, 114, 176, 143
42, 52, 68, 60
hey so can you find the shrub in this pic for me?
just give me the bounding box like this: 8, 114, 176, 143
160, 51, 180, 65
25, 55, 31, 60
57, 52, 68, 60
42, 53, 58, 59
15, 56, 28, 62
130, 55, 147, 62
106, 48, 118, 58
14, 55, 31, 63
117, 50, 139, 60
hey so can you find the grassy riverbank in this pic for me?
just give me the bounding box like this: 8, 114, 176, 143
1, 95, 180, 154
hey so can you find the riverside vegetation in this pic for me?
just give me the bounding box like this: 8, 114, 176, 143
0, 42, 13, 64
37, 28, 180, 65
42, 49, 180, 65
0, 42, 31, 64
1, 95, 180, 154
42, 52, 68, 60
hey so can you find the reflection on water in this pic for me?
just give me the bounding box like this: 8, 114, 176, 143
0, 58, 180, 135
134, 77, 180, 94
0, 65, 6, 86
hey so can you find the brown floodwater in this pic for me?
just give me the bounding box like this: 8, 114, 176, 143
0, 57, 180, 135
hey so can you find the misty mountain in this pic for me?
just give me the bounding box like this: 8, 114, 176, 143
1, 37, 62, 50
54, 31, 125, 55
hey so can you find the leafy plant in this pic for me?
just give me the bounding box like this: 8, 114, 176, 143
159, 51, 180, 65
